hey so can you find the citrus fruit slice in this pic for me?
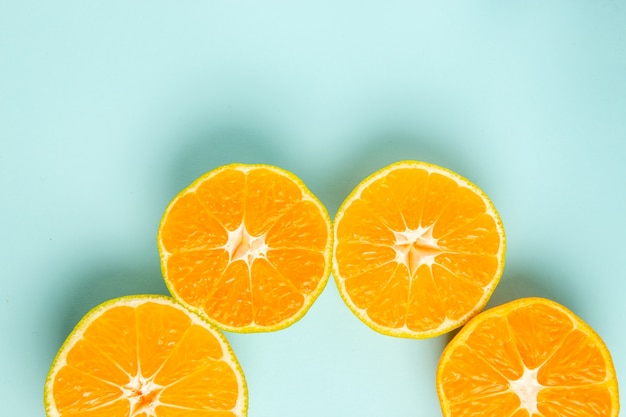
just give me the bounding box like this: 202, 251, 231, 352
158, 163, 333, 332
332, 160, 505, 338
44, 295, 247, 417
436, 297, 620, 417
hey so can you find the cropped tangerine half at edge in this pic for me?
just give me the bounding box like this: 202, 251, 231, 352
158, 163, 333, 333
436, 297, 620, 417
332, 160, 506, 338
44, 295, 248, 417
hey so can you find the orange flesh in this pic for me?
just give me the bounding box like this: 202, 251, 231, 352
335, 165, 503, 333
159, 165, 330, 330
49, 300, 243, 416
438, 299, 619, 417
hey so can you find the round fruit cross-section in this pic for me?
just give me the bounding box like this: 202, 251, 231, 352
158, 163, 333, 332
437, 297, 619, 417
333, 160, 506, 338
44, 295, 247, 417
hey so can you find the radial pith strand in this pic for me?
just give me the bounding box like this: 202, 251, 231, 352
225, 223, 269, 267
509, 366, 543, 415
392, 225, 442, 276
122, 371, 164, 417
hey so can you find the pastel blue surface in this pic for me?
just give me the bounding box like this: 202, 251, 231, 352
2, 2, 625, 416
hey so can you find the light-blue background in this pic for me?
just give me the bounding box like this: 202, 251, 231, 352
2, 2, 625, 416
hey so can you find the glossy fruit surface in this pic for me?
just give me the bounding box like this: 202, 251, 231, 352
437, 297, 619, 417
45, 295, 247, 417
158, 163, 332, 332
333, 160, 505, 338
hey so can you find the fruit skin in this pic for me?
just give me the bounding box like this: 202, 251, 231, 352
436, 297, 620, 417
332, 160, 506, 339
157, 163, 334, 333
43, 294, 248, 417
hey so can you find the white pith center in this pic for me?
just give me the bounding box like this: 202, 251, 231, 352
121, 371, 163, 416
226, 223, 269, 267
509, 366, 543, 415
392, 225, 442, 276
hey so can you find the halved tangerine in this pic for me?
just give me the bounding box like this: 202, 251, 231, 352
44, 295, 247, 417
437, 297, 620, 417
332, 160, 506, 338
157, 163, 333, 332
